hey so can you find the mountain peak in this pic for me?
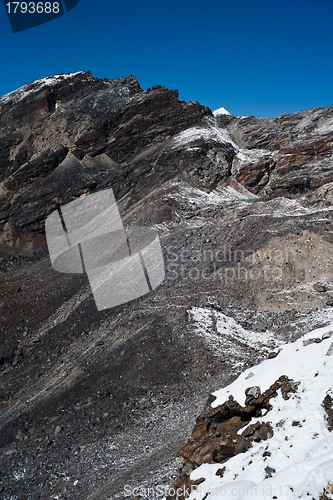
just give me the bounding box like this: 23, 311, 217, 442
213, 106, 231, 116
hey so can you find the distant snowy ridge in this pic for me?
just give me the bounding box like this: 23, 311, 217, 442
184, 322, 333, 500
213, 107, 231, 116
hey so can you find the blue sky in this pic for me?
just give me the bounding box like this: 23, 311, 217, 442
1, 0, 332, 117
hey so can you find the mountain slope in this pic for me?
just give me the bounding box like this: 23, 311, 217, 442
1, 72, 333, 499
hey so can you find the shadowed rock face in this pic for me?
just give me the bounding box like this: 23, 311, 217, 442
1, 73, 333, 499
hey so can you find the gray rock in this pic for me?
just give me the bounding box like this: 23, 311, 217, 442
245, 386, 261, 399
15, 430, 24, 441
326, 343, 333, 356
268, 351, 279, 359
314, 283, 328, 293
54, 425, 62, 436
303, 338, 321, 346
264, 466, 276, 478
242, 421, 261, 437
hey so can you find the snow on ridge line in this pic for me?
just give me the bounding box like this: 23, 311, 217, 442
184, 318, 333, 500
213, 107, 231, 116
0, 71, 86, 105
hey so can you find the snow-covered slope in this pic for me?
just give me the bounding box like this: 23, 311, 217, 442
183, 324, 333, 500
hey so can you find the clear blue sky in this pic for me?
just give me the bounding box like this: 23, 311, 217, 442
1, 0, 332, 117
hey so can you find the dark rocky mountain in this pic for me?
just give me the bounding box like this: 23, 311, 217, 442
1, 71, 333, 499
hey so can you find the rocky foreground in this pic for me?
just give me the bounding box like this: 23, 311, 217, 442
1, 72, 333, 499
167, 323, 333, 500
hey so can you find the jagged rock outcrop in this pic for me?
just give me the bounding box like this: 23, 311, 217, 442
220, 109, 333, 197
0, 71, 211, 235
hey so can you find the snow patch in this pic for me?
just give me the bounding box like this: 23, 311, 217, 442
163, 180, 257, 210
172, 120, 276, 176
250, 197, 333, 218
315, 119, 333, 135
190, 307, 279, 358
172, 125, 237, 150
236, 148, 273, 164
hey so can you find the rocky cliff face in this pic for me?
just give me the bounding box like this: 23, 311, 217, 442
2, 71, 333, 237
223, 109, 333, 198
1, 72, 333, 499
0, 71, 209, 235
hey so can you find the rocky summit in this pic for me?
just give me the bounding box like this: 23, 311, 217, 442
1, 71, 333, 499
